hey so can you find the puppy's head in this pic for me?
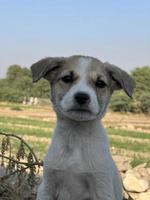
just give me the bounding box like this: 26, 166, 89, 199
31, 55, 135, 121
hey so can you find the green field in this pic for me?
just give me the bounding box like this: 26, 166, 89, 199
0, 102, 150, 167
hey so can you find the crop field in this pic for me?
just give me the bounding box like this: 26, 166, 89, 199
0, 102, 150, 167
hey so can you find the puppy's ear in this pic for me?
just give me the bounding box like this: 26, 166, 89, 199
105, 62, 135, 97
30, 57, 65, 82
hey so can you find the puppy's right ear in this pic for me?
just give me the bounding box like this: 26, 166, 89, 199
30, 57, 65, 82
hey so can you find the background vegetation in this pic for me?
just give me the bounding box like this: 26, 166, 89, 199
0, 65, 50, 102
0, 66, 149, 170
0, 102, 149, 167
0, 65, 150, 113
110, 66, 150, 113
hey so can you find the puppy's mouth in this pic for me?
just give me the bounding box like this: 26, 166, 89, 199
69, 108, 91, 113
59, 105, 100, 121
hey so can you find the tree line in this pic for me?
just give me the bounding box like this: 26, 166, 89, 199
0, 65, 50, 102
0, 64, 150, 113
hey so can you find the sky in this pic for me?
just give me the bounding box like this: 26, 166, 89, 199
0, 0, 150, 78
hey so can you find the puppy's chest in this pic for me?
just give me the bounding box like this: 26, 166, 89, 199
46, 143, 108, 173
64, 147, 83, 167
47, 147, 84, 170
51, 169, 94, 200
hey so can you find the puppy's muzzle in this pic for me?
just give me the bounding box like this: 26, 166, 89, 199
74, 92, 90, 105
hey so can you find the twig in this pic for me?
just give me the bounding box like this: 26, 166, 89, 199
0, 130, 43, 180
0, 154, 43, 167
0, 165, 29, 180
0, 130, 39, 162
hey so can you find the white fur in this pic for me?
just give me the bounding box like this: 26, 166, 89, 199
37, 119, 123, 200
77, 57, 92, 79
61, 57, 99, 115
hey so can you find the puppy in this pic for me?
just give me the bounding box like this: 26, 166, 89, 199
31, 55, 135, 200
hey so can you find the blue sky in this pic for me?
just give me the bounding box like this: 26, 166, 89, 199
0, 0, 150, 78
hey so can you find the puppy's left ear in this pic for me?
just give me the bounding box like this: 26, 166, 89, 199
105, 63, 135, 98
30, 57, 65, 82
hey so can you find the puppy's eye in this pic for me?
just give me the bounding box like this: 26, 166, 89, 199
61, 74, 73, 83
95, 79, 107, 88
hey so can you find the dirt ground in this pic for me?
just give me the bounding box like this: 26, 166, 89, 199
0, 106, 150, 133
0, 104, 149, 199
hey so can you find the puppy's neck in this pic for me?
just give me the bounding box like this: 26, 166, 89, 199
55, 116, 105, 138
48, 116, 110, 172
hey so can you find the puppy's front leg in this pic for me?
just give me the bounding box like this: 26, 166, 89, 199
94, 173, 116, 200
36, 181, 55, 200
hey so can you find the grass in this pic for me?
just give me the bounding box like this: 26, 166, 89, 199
0, 101, 51, 110
0, 116, 54, 128
10, 105, 22, 111
107, 128, 150, 139
131, 156, 150, 167
110, 138, 150, 153
0, 117, 150, 153
0, 107, 150, 165
29, 142, 49, 158
0, 126, 53, 138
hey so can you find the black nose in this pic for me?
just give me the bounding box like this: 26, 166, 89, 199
74, 92, 90, 105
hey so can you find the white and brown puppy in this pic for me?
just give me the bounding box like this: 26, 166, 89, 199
31, 55, 135, 200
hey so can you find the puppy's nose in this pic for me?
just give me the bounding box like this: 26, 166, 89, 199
74, 92, 90, 105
